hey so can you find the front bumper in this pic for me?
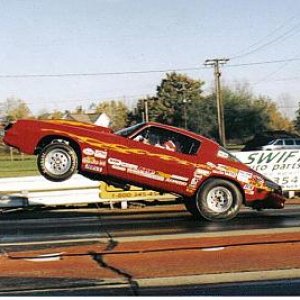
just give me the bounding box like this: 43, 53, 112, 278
249, 192, 286, 210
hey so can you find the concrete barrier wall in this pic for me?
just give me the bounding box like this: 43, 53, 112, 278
0, 174, 99, 193
0, 175, 101, 208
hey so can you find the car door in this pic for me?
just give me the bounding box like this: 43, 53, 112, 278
122, 125, 201, 195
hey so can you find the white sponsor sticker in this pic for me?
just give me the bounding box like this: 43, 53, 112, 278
171, 175, 189, 182
217, 150, 229, 159
237, 170, 253, 183
94, 150, 107, 159
165, 178, 188, 186
195, 168, 210, 177
108, 158, 137, 170
83, 148, 94, 156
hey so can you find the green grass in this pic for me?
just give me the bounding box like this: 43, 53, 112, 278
0, 155, 39, 178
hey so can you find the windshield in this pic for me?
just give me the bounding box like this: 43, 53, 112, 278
115, 122, 145, 137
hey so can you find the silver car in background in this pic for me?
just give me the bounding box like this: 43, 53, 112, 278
261, 138, 300, 151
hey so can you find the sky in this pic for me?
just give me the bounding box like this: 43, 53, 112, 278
0, 0, 300, 118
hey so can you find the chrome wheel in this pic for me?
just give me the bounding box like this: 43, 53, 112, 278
206, 186, 233, 213
44, 148, 73, 176
37, 142, 78, 182
194, 179, 242, 221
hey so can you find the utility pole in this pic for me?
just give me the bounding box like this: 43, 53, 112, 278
204, 58, 229, 147
175, 81, 191, 129
143, 99, 149, 122
183, 99, 188, 129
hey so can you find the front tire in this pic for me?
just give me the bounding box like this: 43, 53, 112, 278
185, 178, 243, 221
184, 197, 202, 219
37, 142, 78, 182
197, 179, 242, 221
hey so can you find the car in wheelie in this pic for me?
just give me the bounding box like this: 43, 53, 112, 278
3, 119, 285, 221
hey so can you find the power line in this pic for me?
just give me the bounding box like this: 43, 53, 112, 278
251, 55, 299, 85
229, 15, 298, 59
0, 67, 204, 79
224, 75, 300, 85
252, 75, 300, 85
227, 58, 300, 68
0, 93, 150, 109
0, 57, 299, 79
230, 20, 300, 60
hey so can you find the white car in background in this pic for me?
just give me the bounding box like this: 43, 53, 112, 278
261, 138, 300, 151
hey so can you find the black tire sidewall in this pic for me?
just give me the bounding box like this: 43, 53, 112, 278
184, 197, 202, 219
196, 178, 242, 221
37, 143, 78, 182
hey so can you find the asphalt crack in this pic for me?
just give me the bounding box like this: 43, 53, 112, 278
89, 251, 139, 296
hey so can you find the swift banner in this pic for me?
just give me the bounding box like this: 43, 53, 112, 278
234, 150, 300, 191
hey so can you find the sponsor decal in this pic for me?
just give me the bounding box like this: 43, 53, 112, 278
83, 148, 94, 156
108, 157, 187, 185
244, 183, 254, 191
217, 164, 238, 174
100, 182, 175, 200
165, 178, 188, 186
207, 162, 217, 169
187, 168, 204, 191
83, 147, 108, 159
94, 150, 108, 159
195, 168, 210, 177
209, 164, 239, 179
224, 171, 237, 178
82, 156, 101, 165
112, 165, 126, 171
190, 177, 200, 186
127, 168, 165, 181
249, 176, 265, 189
82, 157, 106, 167
84, 164, 102, 172
217, 150, 229, 159
237, 170, 253, 183
212, 169, 225, 175
108, 158, 137, 170
170, 175, 189, 182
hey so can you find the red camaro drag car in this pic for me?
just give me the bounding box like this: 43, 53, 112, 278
3, 119, 285, 221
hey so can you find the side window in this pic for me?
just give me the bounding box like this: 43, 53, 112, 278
132, 127, 201, 155
296, 139, 300, 145
274, 140, 283, 146
284, 139, 294, 146
178, 135, 201, 155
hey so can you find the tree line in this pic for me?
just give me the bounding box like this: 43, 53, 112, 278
1, 72, 299, 145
